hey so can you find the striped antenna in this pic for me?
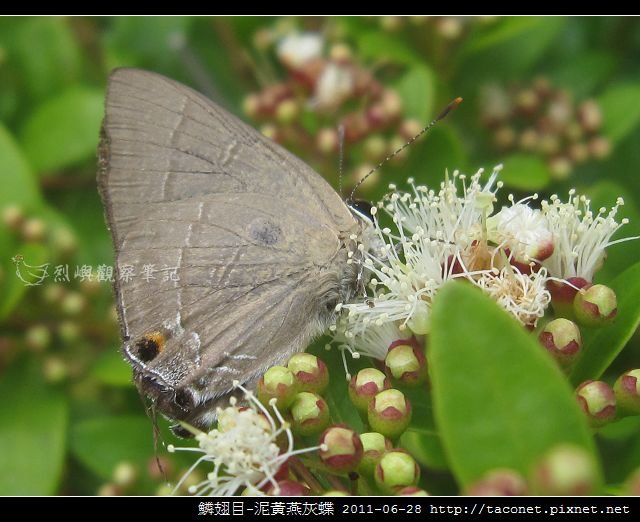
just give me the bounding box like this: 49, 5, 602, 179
348, 97, 463, 204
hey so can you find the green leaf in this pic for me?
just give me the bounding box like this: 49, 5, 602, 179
549, 51, 617, 98
0, 359, 68, 494
598, 83, 640, 145
0, 124, 43, 208
0, 124, 46, 318
70, 415, 157, 479
430, 282, 598, 487
457, 17, 565, 83
91, 349, 134, 387
104, 16, 193, 69
19, 86, 104, 174
357, 31, 421, 65
8, 17, 81, 101
399, 388, 448, 469
571, 262, 640, 385
395, 65, 435, 123
500, 154, 551, 191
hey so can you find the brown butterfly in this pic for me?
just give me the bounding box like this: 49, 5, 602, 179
98, 69, 371, 435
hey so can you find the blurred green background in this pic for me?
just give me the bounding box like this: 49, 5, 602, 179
1, 16, 639, 495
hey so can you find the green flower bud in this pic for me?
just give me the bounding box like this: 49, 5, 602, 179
322, 490, 350, 496
256, 366, 299, 410
25, 324, 51, 352
112, 461, 138, 488
530, 444, 598, 495
319, 425, 363, 473
348, 368, 390, 415
538, 318, 582, 371
21, 217, 46, 242
358, 431, 393, 477
61, 292, 87, 316
290, 391, 330, 436
97, 483, 121, 496
574, 284, 617, 327
287, 353, 329, 394
384, 338, 427, 386
465, 468, 528, 496
613, 369, 640, 416
2, 204, 24, 231
275, 99, 299, 124
368, 389, 411, 441
42, 356, 68, 383
576, 380, 616, 427
374, 449, 420, 494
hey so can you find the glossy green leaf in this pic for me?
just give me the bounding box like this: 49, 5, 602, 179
395, 65, 435, 123
571, 262, 640, 385
430, 282, 598, 487
500, 154, 551, 191
19, 87, 104, 174
0, 360, 68, 494
91, 349, 134, 387
598, 83, 640, 145
70, 416, 157, 479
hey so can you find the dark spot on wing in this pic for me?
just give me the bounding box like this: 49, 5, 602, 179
248, 217, 281, 246
134, 332, 165, 362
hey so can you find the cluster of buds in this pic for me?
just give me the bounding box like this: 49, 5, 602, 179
0, 204, 114, 383
244, 31, 419, 190
480, 79, 610, 179
370, 15, 496, 42
170, 351, 426, 496
331, 167, 636, 377
575, 369, 640, 428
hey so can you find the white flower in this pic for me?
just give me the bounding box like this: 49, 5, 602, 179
541, 191, 638, 281
332, 316, 412, 361
340, 167, 502, 336
311, 63, 354, 110
277, 32, 323, 69
474, 266, 551, 327
168, 383, 322, 496
487, 198, 554, 263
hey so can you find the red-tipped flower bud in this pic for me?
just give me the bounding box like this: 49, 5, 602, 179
368, 388, 412, 440
576, 380, 616, 427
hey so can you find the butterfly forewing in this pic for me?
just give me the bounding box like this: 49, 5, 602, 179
98, 69, 362, 431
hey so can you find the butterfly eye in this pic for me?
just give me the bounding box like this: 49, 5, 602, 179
349, 199, 374, 221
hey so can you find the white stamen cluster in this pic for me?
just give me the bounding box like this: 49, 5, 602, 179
334, 167, 635, 359
168, 383, 321, 496
540, 191, 637, 281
